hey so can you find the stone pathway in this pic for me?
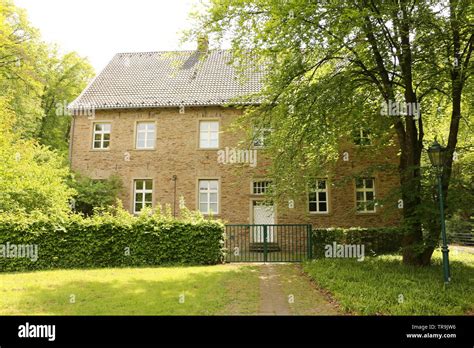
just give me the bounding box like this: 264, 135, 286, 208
451, 245, 474, 254
259, 264, 291, 315
258, 263, 341, 315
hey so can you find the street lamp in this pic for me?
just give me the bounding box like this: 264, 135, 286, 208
427, 140, 451, 284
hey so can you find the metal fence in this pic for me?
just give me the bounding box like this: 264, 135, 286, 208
448, 232, 474, 246
224, 224, 313, 262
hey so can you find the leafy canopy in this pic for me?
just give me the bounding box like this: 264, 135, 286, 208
0, 97, 75, 216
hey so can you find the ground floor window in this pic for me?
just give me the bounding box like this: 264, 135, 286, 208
353, 128, 372, 146
199, 179, 219, 214
309, 179, 328, 213
355, 177, 376, 212
134, 179, 153, 213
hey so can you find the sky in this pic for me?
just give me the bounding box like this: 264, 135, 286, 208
15, 0, 209, 73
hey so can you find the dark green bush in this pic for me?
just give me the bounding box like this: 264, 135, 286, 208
0, 209, 224, 272
312, 227, 405, 257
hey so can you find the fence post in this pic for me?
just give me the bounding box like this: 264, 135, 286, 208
263, 225, 268, 263
308, 225, 313, 260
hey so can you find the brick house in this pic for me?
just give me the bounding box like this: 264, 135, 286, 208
69, 41, 401, 232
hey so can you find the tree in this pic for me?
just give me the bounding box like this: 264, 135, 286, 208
69, 174, 123, 216
0, 0, 96, 217
38, 49, 94, 154
195, 0, 473, 265
0, 0, 94, 153
0, 97, 75, 216
0, 0, 46, 137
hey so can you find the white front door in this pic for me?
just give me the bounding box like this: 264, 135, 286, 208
253, 201, 275, 242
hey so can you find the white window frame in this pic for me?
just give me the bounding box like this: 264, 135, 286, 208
135, 122, 156, 149
252, 180, 272, 195
355, 178, 376, 212
199, 121, 219, 149
353, 128, 371, 146
308, 179, 329, 213
133, 179, 153, 214
92, 123, 111, 149
198, 179, 219, 214
252, 126, 272, 148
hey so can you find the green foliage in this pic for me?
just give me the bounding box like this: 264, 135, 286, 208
38, 50, 95, 154
70, 174, 123, 216
0, 2, 93, 216
446, 213, 473, 244
0, 98, 75, 216
0, 208, 225, 272
303, 251, 474, 315
0, 0, 94, 149
0, 0, 45, 137
312, 227, 405, 257
194, 0, 473, 263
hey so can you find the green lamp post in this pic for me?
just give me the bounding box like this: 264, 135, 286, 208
427, 140, 451, 284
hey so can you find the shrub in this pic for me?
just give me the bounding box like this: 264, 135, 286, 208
0, 208, 225, 272
0, 98, 75, 216
312, 227, 405, 257
446, 213, 473, 245
70, 173, 123, 216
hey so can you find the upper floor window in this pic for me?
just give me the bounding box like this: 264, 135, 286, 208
355, 178, 376, 212
199, 179, 219, 214
309, 179, 328, 213
93, 123, 111, 149
252, 180, 272, 195
134, 179, 153, 214
252, 126, 272, 148
199, 121, 219, 149
136, 122, 155, 149
353, 128, 371, 146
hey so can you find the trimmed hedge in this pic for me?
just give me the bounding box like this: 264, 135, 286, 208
0, 211, 225, 272
312, 227, 405, 257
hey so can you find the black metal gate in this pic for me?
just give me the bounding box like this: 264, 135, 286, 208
224, 224, 313, 262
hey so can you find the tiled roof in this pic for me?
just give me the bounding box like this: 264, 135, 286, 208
69, 50, 264, 110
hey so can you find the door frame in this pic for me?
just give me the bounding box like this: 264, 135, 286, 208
250, 199, 277, 224
251, 199, 277, 243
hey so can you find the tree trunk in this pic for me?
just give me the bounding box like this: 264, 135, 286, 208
415, 0, 469, 266
400, 152, 426, 265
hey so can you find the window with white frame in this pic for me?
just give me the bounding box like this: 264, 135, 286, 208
136, 122, 155, 149
199, 121, 219, 148
252, 126, 272, 148
199, 179, 218, 214
355, 178, 376, 212
252, 181, 272, 195
133, 179, 153, 213
92, 123, 111, 149
309, 179, 328, 213
353, 128, 371, 146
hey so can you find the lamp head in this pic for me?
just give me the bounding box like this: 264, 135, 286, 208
427, 139, 447, 168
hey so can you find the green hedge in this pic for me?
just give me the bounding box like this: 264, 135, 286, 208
0, 211, 225, 272
312, 227, 405, 257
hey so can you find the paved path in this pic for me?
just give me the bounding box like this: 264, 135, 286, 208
451, 245, 474, 254
259, 264, 291, 315
258, 263, 341, 315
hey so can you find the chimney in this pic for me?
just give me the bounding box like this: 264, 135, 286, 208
197, 35, 209, 52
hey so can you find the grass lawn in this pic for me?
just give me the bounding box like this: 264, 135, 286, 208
303, 249, 474, 315
276, 264, 340, 315
0, 264, 260, 315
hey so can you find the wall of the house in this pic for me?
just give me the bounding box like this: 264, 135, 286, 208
70, 106, 401, 227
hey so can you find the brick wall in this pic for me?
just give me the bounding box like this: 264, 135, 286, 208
70, 106, 401, 227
